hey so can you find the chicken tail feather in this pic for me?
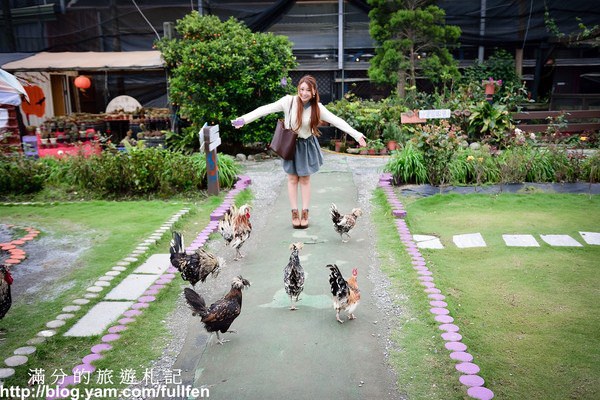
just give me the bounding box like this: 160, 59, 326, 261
170, 231, 183, 256
330, 203, 342, 224
184, 288, 208, 318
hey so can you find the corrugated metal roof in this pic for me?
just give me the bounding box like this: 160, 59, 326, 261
1, 51, 164, 72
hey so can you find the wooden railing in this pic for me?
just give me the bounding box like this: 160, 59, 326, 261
512, 110, 600, 133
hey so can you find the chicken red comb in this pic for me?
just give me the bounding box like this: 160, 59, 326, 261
352, 268, 358, 277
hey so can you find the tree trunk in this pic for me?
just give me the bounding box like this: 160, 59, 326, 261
396, 70, 406, 97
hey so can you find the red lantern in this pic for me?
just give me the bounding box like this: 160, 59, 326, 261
74, 75, 91, 90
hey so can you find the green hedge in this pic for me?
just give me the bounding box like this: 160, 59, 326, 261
0, 148, 241, 199
385, 145, 600, 186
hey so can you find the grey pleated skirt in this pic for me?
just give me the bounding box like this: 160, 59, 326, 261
283, 135, 324, 177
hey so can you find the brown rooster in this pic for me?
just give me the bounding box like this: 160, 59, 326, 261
219, 204, 252, 260
326, 264, 360, 323
184, 275, 251, 345
0, 264, 13, 320
330, 203, 363, 242
170, 231, 224, 287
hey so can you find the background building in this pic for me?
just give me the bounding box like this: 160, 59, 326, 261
1, 0, 599, 122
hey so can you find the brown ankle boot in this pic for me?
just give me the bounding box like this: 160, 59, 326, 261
291, 209, 300, 229
300, 209, 309, 229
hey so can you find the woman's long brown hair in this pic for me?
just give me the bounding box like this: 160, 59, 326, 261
294, 75, 321, 137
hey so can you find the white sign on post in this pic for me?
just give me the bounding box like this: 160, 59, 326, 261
418, 109, 451, 119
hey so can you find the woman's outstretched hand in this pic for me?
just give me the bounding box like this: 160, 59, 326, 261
231, 118, 245, 129
357, 136, 367, 147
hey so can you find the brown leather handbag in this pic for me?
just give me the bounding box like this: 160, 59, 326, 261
269, 101, 297, 160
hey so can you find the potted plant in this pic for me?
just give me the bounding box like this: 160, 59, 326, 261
369, 138, 385, 155
382, 123, 401, 151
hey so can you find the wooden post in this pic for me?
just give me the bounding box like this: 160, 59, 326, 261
201, 125, 221, 196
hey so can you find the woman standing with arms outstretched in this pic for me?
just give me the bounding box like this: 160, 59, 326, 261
232, 75, 367, 229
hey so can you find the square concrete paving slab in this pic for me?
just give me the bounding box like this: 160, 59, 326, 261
580, 231, 600, 245
453, 233, 487, 248
105, 274, 161, 300
502, 234, 540, 247
133, 253, 171, 274
540, 234, 583, 247
64, 301, 133, 337
413, 234, 444, 249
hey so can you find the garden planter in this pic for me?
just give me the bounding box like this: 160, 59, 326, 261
334, 140, 342, 152
387, 140, 398, 151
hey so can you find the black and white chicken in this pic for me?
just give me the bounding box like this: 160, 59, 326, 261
330, 203, 363, 242
170, 231, 224, 287
283, 242, 304, 310
184, 275, 251, 345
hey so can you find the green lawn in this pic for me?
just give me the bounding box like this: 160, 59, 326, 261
0, 199, 222, 387
378, 192, 600, 400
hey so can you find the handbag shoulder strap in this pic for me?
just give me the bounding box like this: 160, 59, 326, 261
285, 97, 295, 130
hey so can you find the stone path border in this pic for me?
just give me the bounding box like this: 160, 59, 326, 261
0, 175, 251, 400
378, 173, 495, 400
0, 225, 40, 265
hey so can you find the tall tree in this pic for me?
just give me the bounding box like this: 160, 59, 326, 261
367, 0, 461, 97
155, 13, 296, 147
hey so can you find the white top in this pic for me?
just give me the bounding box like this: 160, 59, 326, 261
240, 95, 364, 141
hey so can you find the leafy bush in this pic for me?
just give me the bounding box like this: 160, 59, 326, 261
155, 13, 296, 148
0, 149, 241, 199
467, 101, 514, 144
0, 154, 47, 194
383, 142, 428, 184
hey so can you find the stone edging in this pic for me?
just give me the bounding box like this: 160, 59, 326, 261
378, 172, 495, 400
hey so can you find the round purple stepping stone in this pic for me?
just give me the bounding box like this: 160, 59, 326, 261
412, 260, 427, 267
150, 284, 165, 290
72, 363, 96, 374
430, 300, 448, 307
439, 323, 459, 332
167, 266, 177, 273
108, 325, 127, 334
143, 289, 160, 296
101, 333, 121, 343
124, 309, 142, 317
421, 281, 436, 288
132, 302, 150, 309
467, 386, 494, 400
430, 307, 449, 315
138, 295, 156, 303
445, 341, 467, 351
82, 353, 103, 364
425, 288, 442, 294
418, 276, 434, 282
435, 314, 454, 323
154, 279, 171, 285
460, 374, 485, 387
162, 273, 176, 279
58, 375, 76, 388
428, 293, 446, 301
417, 270, 433, 275
412, 256, 425, 262
413, 266, 428, 272
456, 362, 480, 375
450, 351, 473, 362
118, 317, 135, 325
91, 343, 112, 354
441, 332, 463, 341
